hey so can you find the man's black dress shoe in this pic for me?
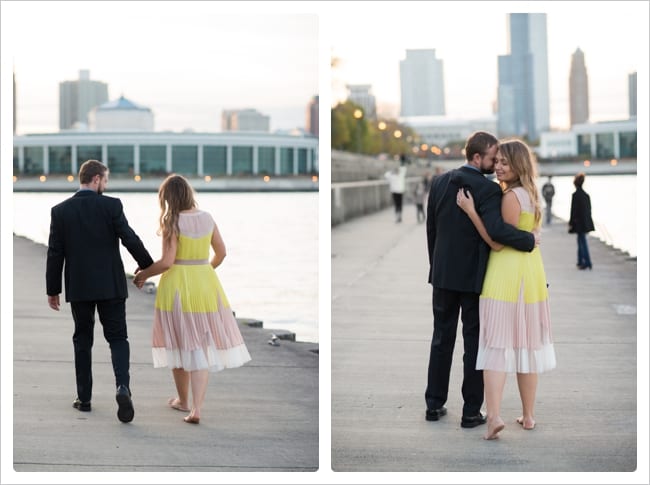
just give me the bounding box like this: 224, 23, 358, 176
425, 406, 447, 421
72, 398, 91, 412
116, 385, 134, 423
461, 413, 487, 428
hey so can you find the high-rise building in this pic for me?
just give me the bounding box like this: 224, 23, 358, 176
399, 49, 445, 117
59, 70, 109, 130
497, 13, 550, 141
221, 109, 270, 132
306, 95, 319, 137
628, 71, 637, 118
346, 84, 377, 119
569, 48, 589, 126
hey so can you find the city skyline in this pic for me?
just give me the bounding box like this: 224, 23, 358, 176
331, 2, 647, 130
2, 2, 318, 135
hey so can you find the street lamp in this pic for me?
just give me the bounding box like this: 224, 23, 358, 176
353, 109, 363, 153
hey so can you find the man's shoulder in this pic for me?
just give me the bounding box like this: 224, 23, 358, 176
92, 194, 123, 209
52, 193, 81, 211
101, 194, 122, 203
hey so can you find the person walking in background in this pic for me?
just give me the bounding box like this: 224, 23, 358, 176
46, 160, 154, 423
425, 131, 537, 430
414, 175, 427, 223
456, 139, 556, 440
384, 155, 407, 223
541, 176, 555, 225
133, 174, 251, 424
568, 172, 595, 270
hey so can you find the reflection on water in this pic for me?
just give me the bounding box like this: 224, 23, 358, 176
13, 192, 319, 343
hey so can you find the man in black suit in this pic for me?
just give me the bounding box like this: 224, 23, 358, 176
424, 132, 537, 428
46, 160, 153, 423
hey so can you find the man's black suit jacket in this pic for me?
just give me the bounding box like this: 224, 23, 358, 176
46, 190, 154, 302
426, 166, 535, 294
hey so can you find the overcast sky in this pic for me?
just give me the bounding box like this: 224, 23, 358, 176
330, 1, 648, 130
2, 2, 318, 134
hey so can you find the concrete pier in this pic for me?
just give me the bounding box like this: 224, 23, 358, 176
11, 235, 318, 472
332, 207, 642, 474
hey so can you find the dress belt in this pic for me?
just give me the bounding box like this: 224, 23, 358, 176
174, 258, 209, 265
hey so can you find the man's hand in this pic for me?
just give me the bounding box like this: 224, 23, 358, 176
48, 295, 60, 311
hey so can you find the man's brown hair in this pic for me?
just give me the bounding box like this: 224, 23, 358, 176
79, 160, 108, 184
464, 131, 499, 162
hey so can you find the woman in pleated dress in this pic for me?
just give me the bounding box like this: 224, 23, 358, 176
456, 139, 556, 440
134, 174, 251, 424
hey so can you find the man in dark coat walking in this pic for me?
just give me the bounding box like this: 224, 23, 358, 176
46, 160, 154, 423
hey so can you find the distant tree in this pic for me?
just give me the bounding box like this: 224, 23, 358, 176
331, 105, 351, 150
331, 101, 368, 152
331, 101, 419, 156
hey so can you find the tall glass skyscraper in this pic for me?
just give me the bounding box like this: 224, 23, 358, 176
399, 49, 445, 117
569, 48, 590, 126
497, 13, 550, 141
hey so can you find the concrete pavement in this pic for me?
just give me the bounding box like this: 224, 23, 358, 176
12, 235, 318, 472
332, 205, 640, 473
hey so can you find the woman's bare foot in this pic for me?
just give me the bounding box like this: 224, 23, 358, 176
184, 408, 201, 424
484, 416, 505, 440
168, 397, 190, 412
516, 416, 536, 430
183, 415, 200, 424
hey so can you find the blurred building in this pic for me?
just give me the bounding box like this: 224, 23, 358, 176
13, 131, 317, 177
400, 49, 445, 117
222, 109, 270, 132
400, 115, 497, 148
538, 119, 636, 159
628, 71, 637, 118
306, 95, 319, 137
497, 13, 550, 141
88, 96, 154, 132
345, 84, 377, 119
59, 70, 109, 130
569, 48, 589, 126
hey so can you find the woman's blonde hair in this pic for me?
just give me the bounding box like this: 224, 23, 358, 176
498, 139, 542, 228
157, 174, 197, 242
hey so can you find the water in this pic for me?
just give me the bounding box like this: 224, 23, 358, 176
536, 174, 636, 258
13, 192, 319, 343
11, 175, 637, 344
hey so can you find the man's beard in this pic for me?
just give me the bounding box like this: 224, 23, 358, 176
480, 167, 495, 175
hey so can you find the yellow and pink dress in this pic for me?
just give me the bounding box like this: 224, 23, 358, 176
151, 210, 251, 372
477, 187, 556, 374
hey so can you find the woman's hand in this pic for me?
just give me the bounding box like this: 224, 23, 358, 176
133, 271, 147, 289
456, 188, 475, 215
